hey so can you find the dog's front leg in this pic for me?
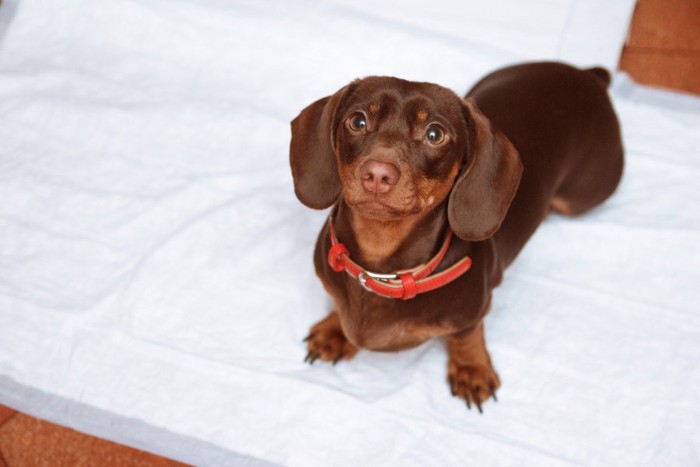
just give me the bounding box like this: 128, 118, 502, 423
447, 321, 500, 412
304, 312, 358, 365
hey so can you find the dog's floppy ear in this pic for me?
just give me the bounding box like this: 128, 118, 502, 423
448, 98, 523, 241
289, 85, 350, 209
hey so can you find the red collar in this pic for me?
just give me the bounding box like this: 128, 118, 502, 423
326, 217, 472, 300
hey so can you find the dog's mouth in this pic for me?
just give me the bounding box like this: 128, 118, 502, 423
341, 171, 428, 220
347, 198, 421, 220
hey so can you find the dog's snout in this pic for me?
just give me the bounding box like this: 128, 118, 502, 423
360, 160, 400, 194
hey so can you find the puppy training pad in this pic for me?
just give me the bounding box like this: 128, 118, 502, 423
2, 0, 699, 465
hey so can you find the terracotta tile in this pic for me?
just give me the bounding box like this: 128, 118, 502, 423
0, 406, 17, 426
626, 0, 700, 51
0, 414, 188, 467
619, 47, 700, 95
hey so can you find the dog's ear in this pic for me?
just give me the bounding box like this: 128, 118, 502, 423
448, 98, 523, 241
289, 85, 350, 209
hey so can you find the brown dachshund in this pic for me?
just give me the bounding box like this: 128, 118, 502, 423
289, 62, 623, 412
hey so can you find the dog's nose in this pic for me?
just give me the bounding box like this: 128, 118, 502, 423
360, 159, 400, 194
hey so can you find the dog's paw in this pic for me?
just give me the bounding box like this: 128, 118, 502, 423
303, 313, 358, 365
447, 360, 500, 413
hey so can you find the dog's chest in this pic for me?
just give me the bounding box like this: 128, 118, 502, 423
337, 291, 451, 352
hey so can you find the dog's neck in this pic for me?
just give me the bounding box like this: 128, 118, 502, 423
333, 200, 448, 273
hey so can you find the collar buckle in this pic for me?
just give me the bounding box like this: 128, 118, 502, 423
357, 270, 398, 292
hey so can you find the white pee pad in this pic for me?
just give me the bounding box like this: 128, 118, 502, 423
2, 0, 700, 465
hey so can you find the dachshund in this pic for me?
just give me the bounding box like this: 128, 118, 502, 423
289, 62, 623, 412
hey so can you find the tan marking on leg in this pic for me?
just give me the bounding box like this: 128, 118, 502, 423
304, 312, 358, 365
447, 322, 500, 412
551, 196, 575, 216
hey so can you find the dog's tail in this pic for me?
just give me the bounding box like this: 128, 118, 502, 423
585, 66, 611, 88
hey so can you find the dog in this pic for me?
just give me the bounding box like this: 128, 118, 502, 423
289, 62, 623, 412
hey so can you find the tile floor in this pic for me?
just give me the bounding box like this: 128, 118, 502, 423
619, 0, 700, 94
0, 409, 184, 466
1, 0, 699, 464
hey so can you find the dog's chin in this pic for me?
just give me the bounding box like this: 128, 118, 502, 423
347, 199, 420, 221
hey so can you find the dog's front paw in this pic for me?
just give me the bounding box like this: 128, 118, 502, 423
447, 324, 500, 413
303, 312, 358, 365
447, 360, 500, 413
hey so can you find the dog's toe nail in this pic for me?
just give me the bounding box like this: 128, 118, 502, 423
332, 354, 343, 365
465, 398, 471, 410
302, 333, 314, 343
476, 401, 483, 414
490, 387, 498, 402
304, 351, 319, 364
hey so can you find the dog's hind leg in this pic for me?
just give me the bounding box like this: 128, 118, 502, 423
552, 71, 624, 217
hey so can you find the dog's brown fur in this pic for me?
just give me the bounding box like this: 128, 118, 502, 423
290, 62, 623, 410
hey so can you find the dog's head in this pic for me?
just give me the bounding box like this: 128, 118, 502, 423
290, 77, 522, 241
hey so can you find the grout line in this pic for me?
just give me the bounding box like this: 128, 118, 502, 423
622, 46, 700, 57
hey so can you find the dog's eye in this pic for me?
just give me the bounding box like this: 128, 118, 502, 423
348, 113, 367, 132
425, 125, 446, 145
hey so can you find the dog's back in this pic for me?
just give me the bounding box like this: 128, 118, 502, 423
467, 62, 624, 267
